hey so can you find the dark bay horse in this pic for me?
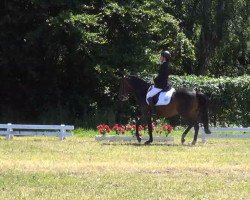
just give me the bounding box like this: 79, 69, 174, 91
117, 75, 211, 145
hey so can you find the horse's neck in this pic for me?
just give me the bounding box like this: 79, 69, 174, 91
128, 77, 150, 95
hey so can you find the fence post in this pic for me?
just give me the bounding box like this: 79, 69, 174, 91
6, 123, 13, 140
59, 124, 65, 141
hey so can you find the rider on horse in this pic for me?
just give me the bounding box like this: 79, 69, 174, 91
147, 50, 171, 106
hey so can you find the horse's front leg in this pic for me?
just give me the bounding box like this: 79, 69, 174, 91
181, 124, 193, 144
191, 123, 199, 145
135, 117, 141, 143
145, 110, 153, 145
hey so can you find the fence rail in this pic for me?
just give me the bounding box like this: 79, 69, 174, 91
96, 127, 250, 143
199, 127, 250, 143
0, 123, 74, 140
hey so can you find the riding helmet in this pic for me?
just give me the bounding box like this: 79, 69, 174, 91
161, 50, 171, 59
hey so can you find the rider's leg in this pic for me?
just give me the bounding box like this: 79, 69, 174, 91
146, 86, 162, 105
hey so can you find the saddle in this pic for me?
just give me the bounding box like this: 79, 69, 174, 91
146, 87, 175, 106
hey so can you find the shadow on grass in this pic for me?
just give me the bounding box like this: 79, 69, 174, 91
99, 142, 199, 147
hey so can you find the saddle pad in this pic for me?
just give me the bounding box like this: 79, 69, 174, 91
155, 88, 175, 106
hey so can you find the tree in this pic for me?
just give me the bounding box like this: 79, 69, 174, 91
172, 0, 249, 75
0, 0, 248, 125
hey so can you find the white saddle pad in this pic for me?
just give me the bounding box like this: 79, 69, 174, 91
156, 88, 175, 106
146, 87, 175, 106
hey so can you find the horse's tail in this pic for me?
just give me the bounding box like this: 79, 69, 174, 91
196, 92, 211, 134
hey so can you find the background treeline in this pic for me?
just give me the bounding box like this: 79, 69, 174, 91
0, 0, 249, 127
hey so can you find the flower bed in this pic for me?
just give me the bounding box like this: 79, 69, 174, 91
96, 121, 174, 137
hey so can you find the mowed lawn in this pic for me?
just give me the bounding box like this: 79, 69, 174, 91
0, 130, 249, 200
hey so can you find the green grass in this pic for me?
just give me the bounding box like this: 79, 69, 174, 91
0, 129, 249, 200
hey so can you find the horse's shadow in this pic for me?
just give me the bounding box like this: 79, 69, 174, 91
100, 142, 202, 147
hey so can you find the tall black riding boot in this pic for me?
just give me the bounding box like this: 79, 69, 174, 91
147, 97, 155, 107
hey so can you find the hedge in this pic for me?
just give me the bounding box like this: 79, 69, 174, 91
167, 75, 250, 127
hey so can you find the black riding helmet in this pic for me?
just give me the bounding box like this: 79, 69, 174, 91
161, 50, 170, 60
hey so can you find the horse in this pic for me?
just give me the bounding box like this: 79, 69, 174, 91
116, 75, 211, 145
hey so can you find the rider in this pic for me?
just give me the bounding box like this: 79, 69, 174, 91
147, 50, 171, 106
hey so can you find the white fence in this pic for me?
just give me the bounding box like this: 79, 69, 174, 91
96, 127, 250, 143
1, 124, 248, 142
0, 123, 74, 141
199, 127, 250, 143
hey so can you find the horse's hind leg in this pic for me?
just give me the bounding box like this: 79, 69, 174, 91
191, 123, 199, 145
145, 110, 153, 145
181, 124, 193, 144
135, 117, 141, 143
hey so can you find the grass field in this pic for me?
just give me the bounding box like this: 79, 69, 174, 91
0, 129, 249, 200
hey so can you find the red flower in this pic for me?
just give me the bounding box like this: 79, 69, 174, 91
138, 125, 144, 131
162, 125, 174, 132
97, 124, 110, 135
112, 124, 126, 135
126, 125, 132, 131
97, 124, 103, 129
112, 124, 119, 130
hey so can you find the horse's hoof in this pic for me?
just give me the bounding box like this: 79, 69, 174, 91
137, 137, 142, 143
181, 139, 185, 144
144, 140, 152, 145
205, 128, 211, 134
191, 141, 196, 145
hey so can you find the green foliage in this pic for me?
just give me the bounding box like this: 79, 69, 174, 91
174, 0, 249, 75
0, 0, 249, 126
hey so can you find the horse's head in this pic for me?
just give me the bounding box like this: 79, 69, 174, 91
118, 75, 151, 101
118, 77, 134, 101
116, 75, 150, 125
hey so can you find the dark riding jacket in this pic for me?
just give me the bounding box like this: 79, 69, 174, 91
154, 61, 170, 90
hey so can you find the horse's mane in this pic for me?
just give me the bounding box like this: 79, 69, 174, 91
125, 75, 151, 88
